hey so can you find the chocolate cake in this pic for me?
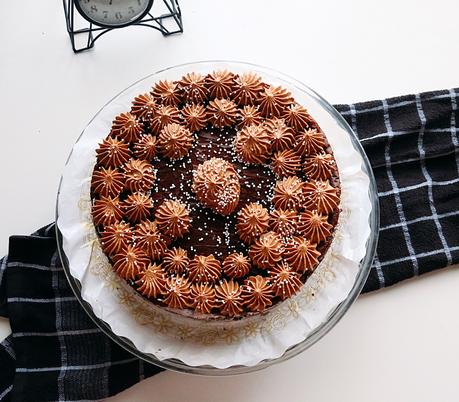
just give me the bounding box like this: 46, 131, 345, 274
90, 70, 340, 320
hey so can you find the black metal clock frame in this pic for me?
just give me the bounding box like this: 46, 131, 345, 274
63, 0, 183, 53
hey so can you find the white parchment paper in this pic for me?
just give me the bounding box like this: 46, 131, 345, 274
57, 62, 373, 369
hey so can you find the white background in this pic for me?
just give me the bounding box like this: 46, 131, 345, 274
1, 0, 458, 401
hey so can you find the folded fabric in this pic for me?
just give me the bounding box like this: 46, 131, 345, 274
1, 88, 458, 401
335, 88, 459, 291
0, 225, 163, 402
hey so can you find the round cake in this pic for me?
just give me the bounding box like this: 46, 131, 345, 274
90, 70, 340, 320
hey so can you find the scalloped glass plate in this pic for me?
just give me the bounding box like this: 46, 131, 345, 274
56, 60, 379, 375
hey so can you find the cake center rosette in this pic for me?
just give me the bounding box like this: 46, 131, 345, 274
192, 157, 241, 216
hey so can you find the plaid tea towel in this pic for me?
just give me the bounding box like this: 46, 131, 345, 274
335, 88, 459, 291
0, 87, 458, 401
0, 225, 163, 402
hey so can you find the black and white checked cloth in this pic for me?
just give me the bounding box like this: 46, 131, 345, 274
0, 88, 458, 401
335, 88, 459, 291
0, 225, 163, 402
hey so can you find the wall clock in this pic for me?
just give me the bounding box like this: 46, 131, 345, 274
63, 0, 183, 53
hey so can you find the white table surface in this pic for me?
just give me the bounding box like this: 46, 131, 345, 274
1, 0, 458, 401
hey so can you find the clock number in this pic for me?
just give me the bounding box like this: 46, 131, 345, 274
90, 5, 98, 13
102, 10, 108, 18
115, 11, 123, 20
137, 0, 142, 5
109, 0, 113, 4
128, 6, 135, 14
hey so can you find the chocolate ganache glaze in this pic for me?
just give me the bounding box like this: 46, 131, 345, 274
90, 70, 340, 320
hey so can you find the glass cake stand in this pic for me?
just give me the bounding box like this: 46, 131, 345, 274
56, 60, 379, 376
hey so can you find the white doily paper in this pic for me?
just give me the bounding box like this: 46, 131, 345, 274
57, 62, 373, 369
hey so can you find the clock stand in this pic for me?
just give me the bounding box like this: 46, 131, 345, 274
63, 0, 183, 53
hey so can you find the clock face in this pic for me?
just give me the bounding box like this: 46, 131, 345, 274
76, 0, 152, 28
